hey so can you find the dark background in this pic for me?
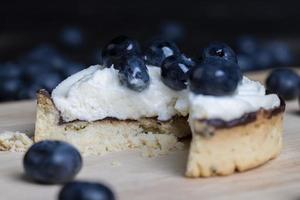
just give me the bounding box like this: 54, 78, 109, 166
0, 0, 300, 101
1, 0, 300, 61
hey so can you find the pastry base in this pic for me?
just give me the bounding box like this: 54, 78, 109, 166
34, 90, 190, 155
186, 110, 284, 177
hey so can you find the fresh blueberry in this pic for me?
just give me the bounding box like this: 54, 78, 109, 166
266, 41, 293, 66
189, 62, 241, 96
159, 21, 186, 43
266, 68, 300, 100
144, 37, 180, 66
202, 42, 237, 64
161, 55, 191, 90
236, 36, 258, 55
60, 26, 85, 48
181, 54, 196, 68
237, 54, 256, 72
253, 48, 274, 69
102, 36, 141, 68
202, 57, 243, 81
59, 181, 115, 200
118, 56, 150, 92
23, 140, 82, 184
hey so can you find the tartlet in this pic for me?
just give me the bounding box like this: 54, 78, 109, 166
34, 39, 286, 178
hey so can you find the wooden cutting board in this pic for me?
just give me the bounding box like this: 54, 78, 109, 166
0, 71, 300, 200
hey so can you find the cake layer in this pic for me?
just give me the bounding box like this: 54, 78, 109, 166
186, 101, 285, 177
35, 90, 190, 155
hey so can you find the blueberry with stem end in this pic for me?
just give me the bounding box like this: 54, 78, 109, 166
102, 36, 141, 69
161, 55, 191, 90
144, 37, 180, 67
202, 42, 238, 64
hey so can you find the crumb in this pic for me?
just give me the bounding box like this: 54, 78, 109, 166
110, 161, 121, 167
139, 132, 184, 158
0, 131, 33, 152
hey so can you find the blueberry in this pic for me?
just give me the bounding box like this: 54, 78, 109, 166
237, 54, 256, 72
144, 37, 180, 66
102, 36, 141, 68
23, 140, 82, 184
161, 55, 191, 90
202, 42, 237, 64
59, 181, 115, 200
189, 62, 241, 96
266, 41, 293, 66
159, 21, 186, 43
60, 26, 85, 48
236, 36, 258, 55
181, 54, 196, 68
202, 57, 243, 81
266, 68, 300, 100
118, 56, 150, 92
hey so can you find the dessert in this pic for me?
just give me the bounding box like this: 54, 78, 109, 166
34, 37, 285, 177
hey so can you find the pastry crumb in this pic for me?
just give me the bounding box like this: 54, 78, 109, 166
0, 131, 33, 152
138, 132, 184, 157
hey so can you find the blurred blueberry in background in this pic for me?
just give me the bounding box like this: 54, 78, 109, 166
253, 48, 274, 70
266, 41, 293, 66
59, 26, 85, 48
235, 35, 293, 70
159, 21, 186, 43
237, 54, 255, 72
236, 36, 258, 55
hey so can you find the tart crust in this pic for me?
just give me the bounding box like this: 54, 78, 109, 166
34, 90, 190, 155
186, 99, 285, 177
35, 89, 285, 177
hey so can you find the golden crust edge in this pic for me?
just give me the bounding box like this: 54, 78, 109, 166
186, 110, 284, 178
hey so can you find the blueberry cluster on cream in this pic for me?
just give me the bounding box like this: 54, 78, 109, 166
52, 36, 280, 123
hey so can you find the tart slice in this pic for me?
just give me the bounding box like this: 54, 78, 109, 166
34, 37, 285, 178
185, 60, 285, 177
35, 64, 190, 155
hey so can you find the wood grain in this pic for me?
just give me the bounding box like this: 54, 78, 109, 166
0, 72, 299, 200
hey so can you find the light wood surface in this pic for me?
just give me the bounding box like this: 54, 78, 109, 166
0, 72, 300, 200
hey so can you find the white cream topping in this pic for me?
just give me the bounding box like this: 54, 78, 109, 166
189, 77, 280, 121
52, 65, 280, 123
52, 65, 189, 122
